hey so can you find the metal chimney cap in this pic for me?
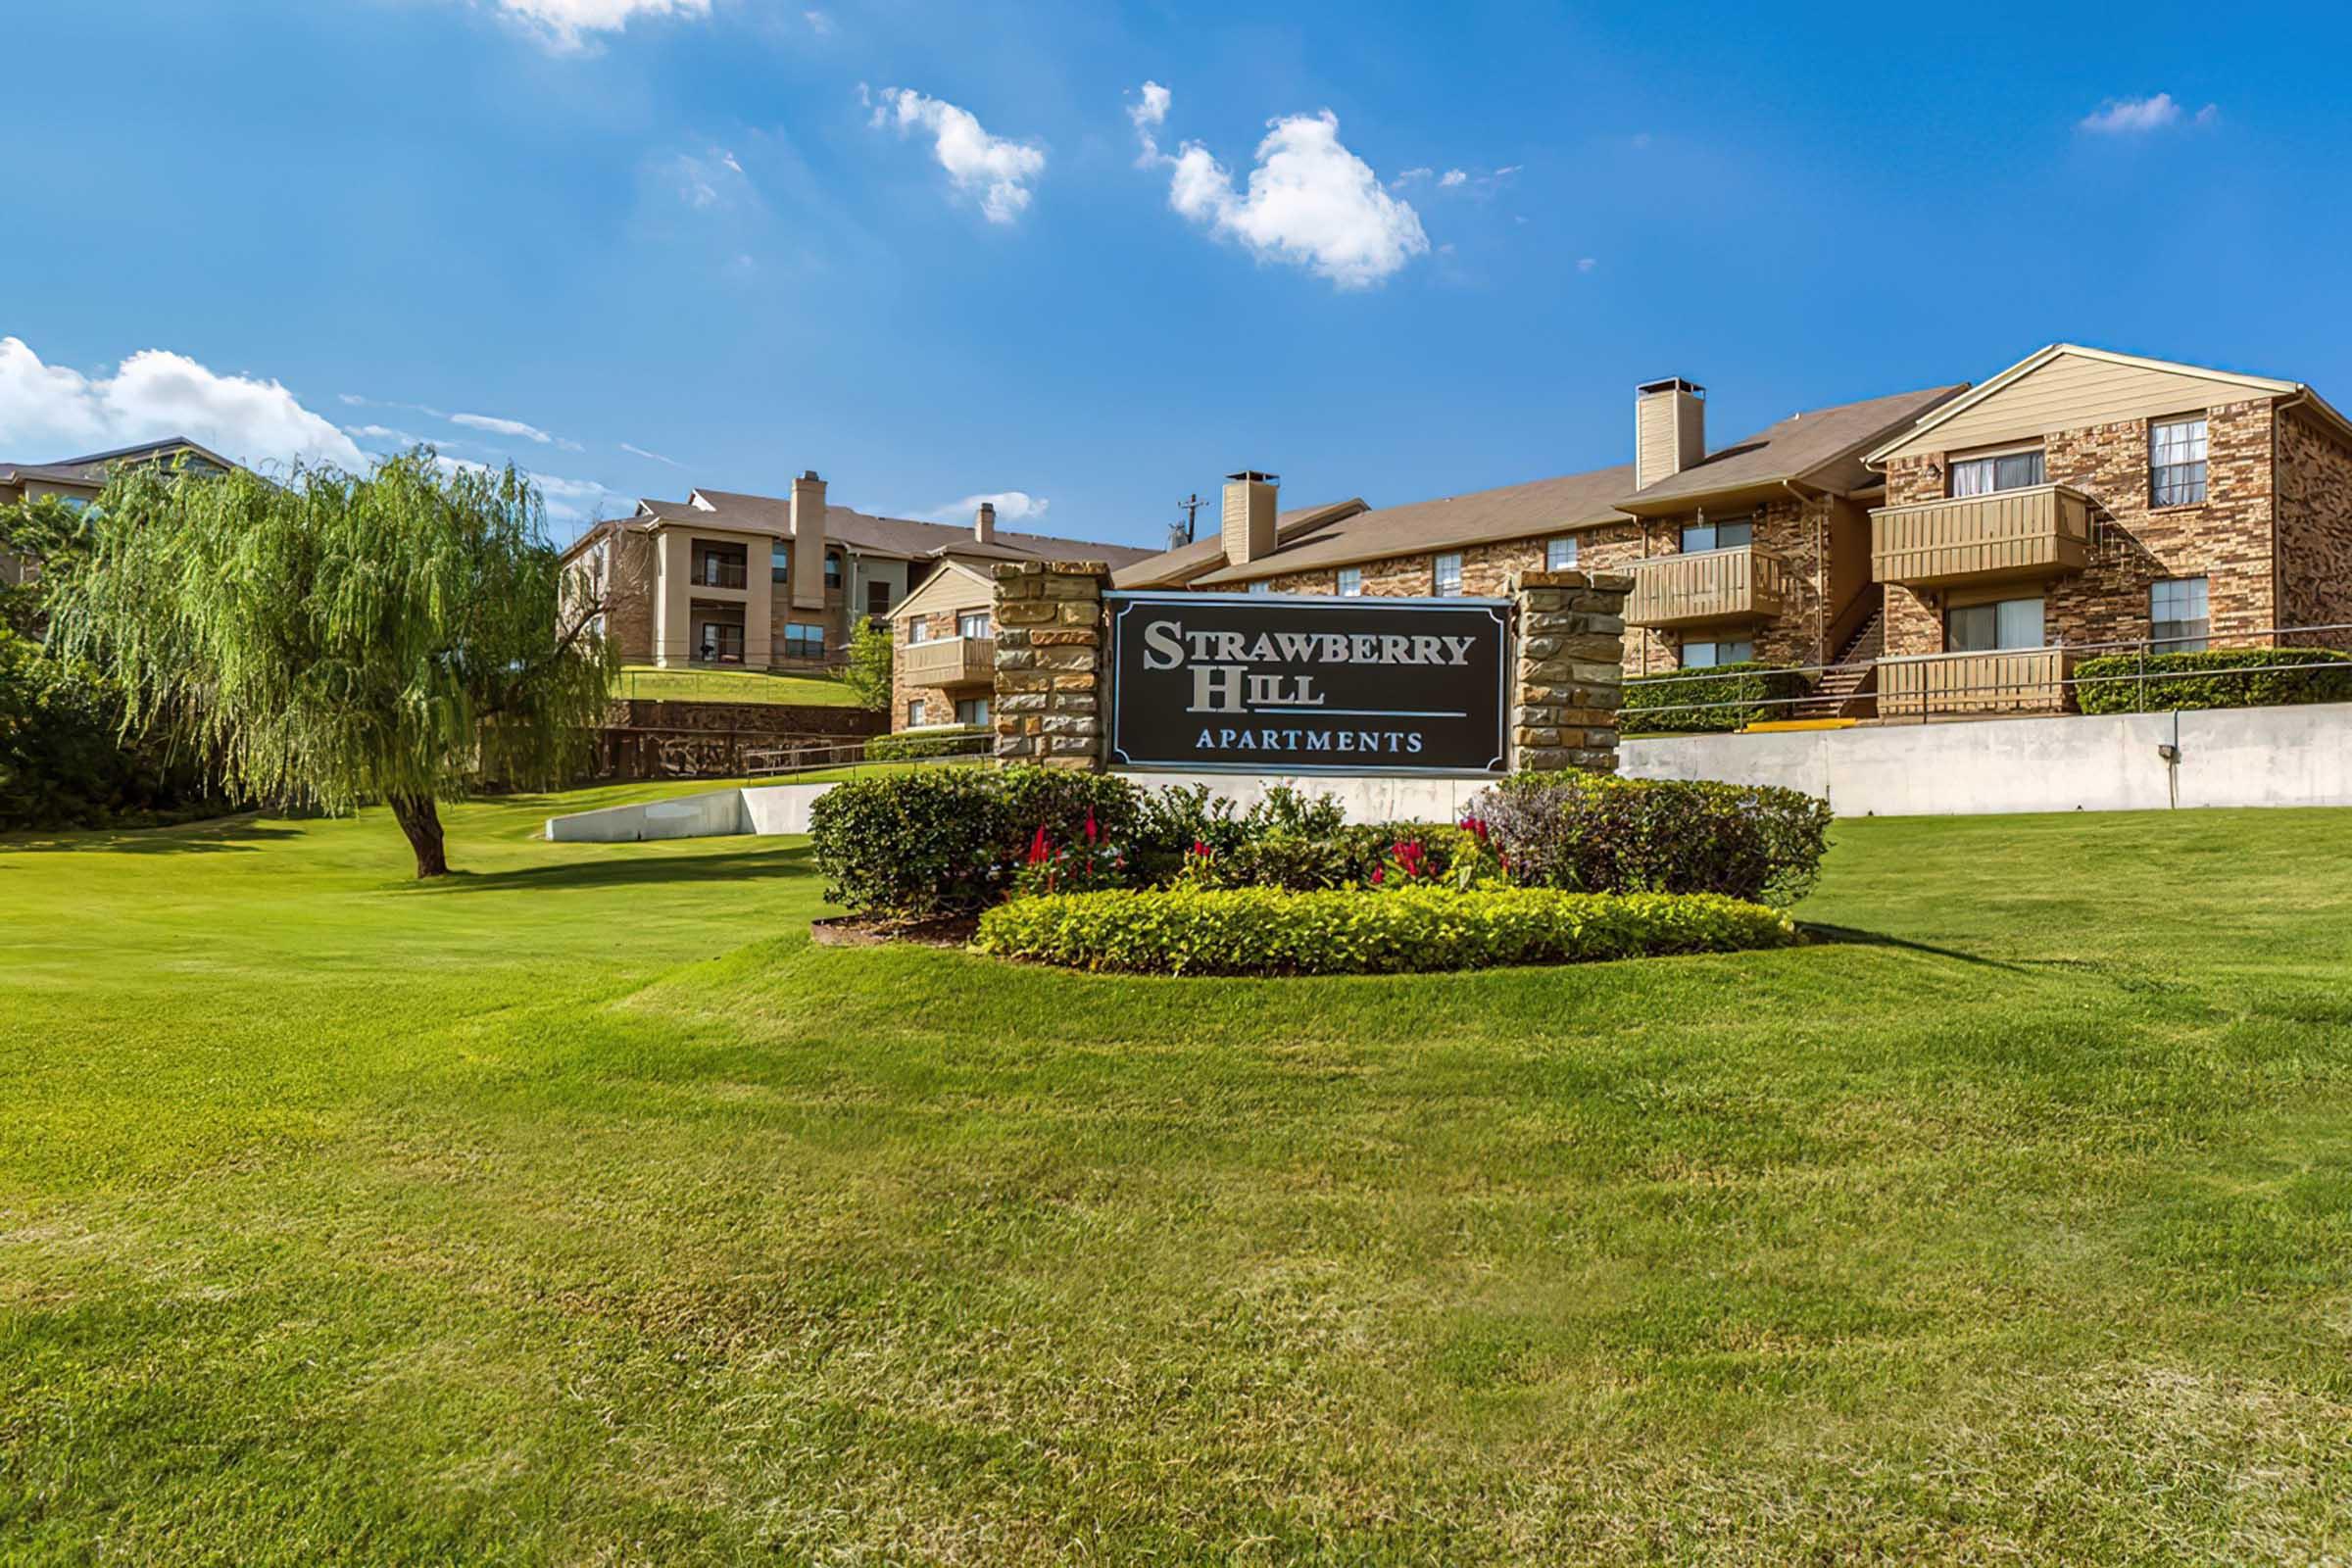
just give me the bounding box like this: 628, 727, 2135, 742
1224, 469, 1280, 483
1636, 377, 1704, 396
800, 469, 822, 481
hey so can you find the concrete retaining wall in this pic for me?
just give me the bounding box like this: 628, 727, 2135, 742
1621, 703, 2352, 815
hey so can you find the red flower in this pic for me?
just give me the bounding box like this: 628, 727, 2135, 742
1192, 838, 1210, 858
1371, 867, 1385, 885
1028, 824, 1051, 863
1085, 808, 1099, 844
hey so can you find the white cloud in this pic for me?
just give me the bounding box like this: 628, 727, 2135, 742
1577, 257, 1596, 272
670, 146, 753, 211
449, 411, 582, 451
921, 490, 1049, 524
803, 9, 835, 35
1438, 169, 1467, 188
1391, 167, 1433, 186
431, 454, 623, 527
1133, 85, 1429, 289
485, 0, 711, 51
868, 87, 1046, 224
345, 422, 424, 445
0, 336, 365, 471
621, 442, 683, 466
1129, 80, 1171, 133
2080, 92, 2218, 134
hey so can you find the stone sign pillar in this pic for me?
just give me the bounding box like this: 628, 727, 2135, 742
1510, 569, 1629, 773
993, 561, 1110, 770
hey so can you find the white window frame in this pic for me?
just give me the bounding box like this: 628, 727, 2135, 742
906, 698, 926, 727
1680, 637, 1754, 668
1680, 516, 1753, 554
2151, 416, 2209, 507
956, 611, 991, 640
1545, 536, 1578, 570
1946, 595, 2046, 653
906, 618, 931, 645
1947, 445, 2047, 498
1337, 566, 1363, 596
1246, 580, 1272, 596
955, 695, 990, 726
2150, 575, 2210, 651
1433, 552, 1464, 595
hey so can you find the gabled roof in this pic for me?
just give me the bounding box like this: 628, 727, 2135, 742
1863, 343, 2346, 464
888, 560, 996, 622
1188, 473, 1633, 587
1110, 498, 1371, 588
1614, 383, 1969, 514
613, 486, 1156, 569
1, 435, 241, 490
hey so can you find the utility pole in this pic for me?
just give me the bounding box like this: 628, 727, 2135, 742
1175, 492, 1205, 546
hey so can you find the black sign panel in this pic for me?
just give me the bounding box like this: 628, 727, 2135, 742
1105, 591, 1510, 775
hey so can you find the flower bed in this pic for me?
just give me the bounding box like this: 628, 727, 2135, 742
976, 885, 1797, 976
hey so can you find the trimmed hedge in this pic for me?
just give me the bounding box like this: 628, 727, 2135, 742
1470, 772, 1831, 907
2073, 648, 2352, 714
864, 725, 993, 761
1623, 662, 1811, 733
809, 765, 1143, 917
976, 885, 1797, 976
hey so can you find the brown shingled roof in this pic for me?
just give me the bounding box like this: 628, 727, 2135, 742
608, 486, 1156, 569
1613, 383, 1969, 514
1188, 467, 1635, 587
1110, 498, 1371, 588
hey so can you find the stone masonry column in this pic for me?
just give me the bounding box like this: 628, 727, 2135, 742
992, 562, 1109, 770
1510, 568, 1630, 772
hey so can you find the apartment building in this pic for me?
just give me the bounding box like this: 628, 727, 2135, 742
1111, 344, 2352, 720
0, 437, 238, 585
564, 476, 1152, 674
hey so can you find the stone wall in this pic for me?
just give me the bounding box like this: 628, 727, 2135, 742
2276, 405, 2352, 643
592, 698, 885, 780
993, 562, 1108, 769
1884, 398, 2279, 659
1510, 569, 1628, 772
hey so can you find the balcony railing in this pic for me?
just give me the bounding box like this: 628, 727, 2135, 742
1625, 546, 1792, 629
1879, 647, 2079, 717
900, 634, 997, 688
692, 559, 748, 590
1871, 484, 2093, 590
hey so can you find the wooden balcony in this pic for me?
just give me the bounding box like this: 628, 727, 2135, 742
1625, 546, 1792, 629
1879, 648, 2079, 717
900, 634, 996, 688
1871, 484, 2093, 590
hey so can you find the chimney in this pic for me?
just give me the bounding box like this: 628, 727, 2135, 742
1221, 469, 1279, 565
788, 469, 827, 610
974, 500, 996, 545
1635, 377, 1706, 490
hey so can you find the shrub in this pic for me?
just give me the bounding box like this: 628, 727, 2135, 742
1624, 662, 1811, 733
2073, 648, 2352, 714
865, 725, 992, 761
976, 885, 1797, 976
1471, 773, 1831, 907
0, 625, 220, 831
1176, 820, 1484, 893
809, 765, 1147, 917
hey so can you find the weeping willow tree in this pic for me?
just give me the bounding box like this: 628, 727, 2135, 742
47, 451, 616, 877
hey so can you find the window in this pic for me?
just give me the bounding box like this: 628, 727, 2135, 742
1337, 566, 1363, 596
1680, 638, 1754, 668
1949, 449, 2046, 497
957, 611, 991, 640
1546, 536, 1578, 570
906, 699, 927, 727
866, 580, 892, 615
1433, 552, 1464, 595
2152, 416, 2209, 506
1247, 580, 1272, 596
1946, 596, 2045, 653
2151, 575, 2210, 651
1680, 516, 1753, 553
771, 542, 791, 584
955, 696, 990, 725
783, 623, 826, 661
824, 551, 844, 591
906, 617, 931, 645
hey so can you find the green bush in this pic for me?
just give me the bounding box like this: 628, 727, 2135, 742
1469, 772, 1831, 907
1177, 820, 1482, 892
977, 885, 1796, 976
1624, 662, 1811, 733
0, 625, 220, 831
2073, 648, 2352, 714
809, 765, 1146, 917
864, 725, 992, 761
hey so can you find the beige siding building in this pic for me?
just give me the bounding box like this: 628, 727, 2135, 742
1, 438, 238, 586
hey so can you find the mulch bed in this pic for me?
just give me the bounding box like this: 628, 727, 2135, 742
809, 913, 981, 949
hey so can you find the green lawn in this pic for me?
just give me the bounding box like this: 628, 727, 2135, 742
5, 796, 2352, 1564
613, 663, 862, 707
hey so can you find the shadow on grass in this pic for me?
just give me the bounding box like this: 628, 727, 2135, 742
1799, 922, 2028, 973
416, 842, 816, 895
0, 813, 301, 856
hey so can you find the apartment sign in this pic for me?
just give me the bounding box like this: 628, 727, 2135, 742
1104, 591, 1510, 775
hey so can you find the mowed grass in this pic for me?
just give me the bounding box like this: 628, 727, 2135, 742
5, 796, 2352, 1564
613, 663, 860, 707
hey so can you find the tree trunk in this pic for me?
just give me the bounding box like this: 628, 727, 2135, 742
388, 792, 451, 878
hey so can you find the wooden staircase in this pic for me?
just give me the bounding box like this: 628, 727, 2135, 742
1791, 610, 1884, 721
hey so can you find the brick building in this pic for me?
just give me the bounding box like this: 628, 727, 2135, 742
1112, 345, 2352, 719
563, 476, 1152, 677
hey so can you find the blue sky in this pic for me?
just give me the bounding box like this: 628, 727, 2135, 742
1, 0, 2339, 545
